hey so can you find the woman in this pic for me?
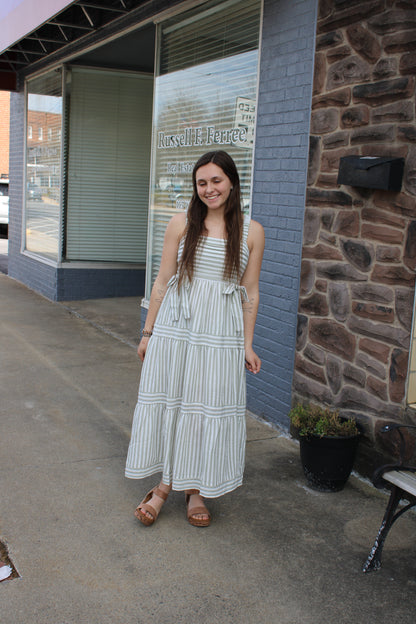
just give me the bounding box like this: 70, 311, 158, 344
125, 150, 264, 527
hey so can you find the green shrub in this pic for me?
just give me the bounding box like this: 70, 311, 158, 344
288, 403, 359, 437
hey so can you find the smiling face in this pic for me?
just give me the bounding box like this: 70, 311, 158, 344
195, 163, 233, 212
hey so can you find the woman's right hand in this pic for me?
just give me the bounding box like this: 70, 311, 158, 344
137, 212, 186, 364
137, 337, 150, 362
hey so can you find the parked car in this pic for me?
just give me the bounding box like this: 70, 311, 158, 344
27, 182, 43, 200
0, 179, 9, 235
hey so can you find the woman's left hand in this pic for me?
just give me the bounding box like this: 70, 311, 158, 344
245, 347, 261, 374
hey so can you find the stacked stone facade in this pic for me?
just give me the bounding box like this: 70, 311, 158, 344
294, 0, 416, 460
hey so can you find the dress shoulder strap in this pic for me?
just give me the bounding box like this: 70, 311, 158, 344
243, 213, 251, 241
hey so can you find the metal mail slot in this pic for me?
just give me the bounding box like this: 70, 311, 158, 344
337, 156, 404, 191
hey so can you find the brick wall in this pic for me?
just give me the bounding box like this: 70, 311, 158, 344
247, 0, 318, 426
57, 267, 145, 300
0, 91, 10, 177
9, 0, 318, 421
294, 0, 416, 467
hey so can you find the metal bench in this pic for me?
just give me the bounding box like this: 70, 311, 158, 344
363, 423, 416, 573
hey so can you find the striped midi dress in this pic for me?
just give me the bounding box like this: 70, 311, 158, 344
125, 216, 251, 498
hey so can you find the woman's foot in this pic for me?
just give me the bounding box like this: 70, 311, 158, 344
185, 490, 211, 527
135, 483, 171, 526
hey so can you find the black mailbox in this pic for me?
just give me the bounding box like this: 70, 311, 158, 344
337, 156, 404, 191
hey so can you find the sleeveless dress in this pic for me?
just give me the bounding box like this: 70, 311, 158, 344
125, 216, 251, 498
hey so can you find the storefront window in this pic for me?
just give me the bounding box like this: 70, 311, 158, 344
25, 69, 63, 261
145, 0, 261, 299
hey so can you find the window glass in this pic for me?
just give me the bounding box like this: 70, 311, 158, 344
145, 0, 261, 298
65, 68, 152, 262
25, 70, 63, 261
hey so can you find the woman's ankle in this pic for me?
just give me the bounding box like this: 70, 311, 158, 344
158, 482, 172, 495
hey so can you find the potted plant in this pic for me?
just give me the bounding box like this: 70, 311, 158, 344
288, 403, 360, 492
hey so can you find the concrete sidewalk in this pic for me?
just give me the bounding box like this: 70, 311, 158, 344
1, 273, 415, 624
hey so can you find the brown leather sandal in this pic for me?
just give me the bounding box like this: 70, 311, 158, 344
135, 486, 169, 526
185, 489, 211, 527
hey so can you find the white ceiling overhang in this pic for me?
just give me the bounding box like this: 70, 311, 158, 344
0, 0, 148, 90
0, 1, 76, 53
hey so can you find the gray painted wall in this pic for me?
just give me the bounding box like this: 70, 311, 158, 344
247, 0, 318, 427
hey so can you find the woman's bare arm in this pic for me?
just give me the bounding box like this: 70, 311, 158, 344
240, 220, 265, 374
138, 212, 186, 361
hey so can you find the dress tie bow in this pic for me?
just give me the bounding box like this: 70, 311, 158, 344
222, 283, 248, 334
167, 275, 191, 321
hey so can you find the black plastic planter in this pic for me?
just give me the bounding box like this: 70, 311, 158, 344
299, 434, 360, 492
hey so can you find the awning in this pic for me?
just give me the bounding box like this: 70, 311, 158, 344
0, 0, 146, 90
0, 1, 76, 54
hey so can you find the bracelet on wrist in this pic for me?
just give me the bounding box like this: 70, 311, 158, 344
141, 329, 153, 337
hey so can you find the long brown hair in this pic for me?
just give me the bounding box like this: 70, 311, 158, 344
178, 151, 244, 285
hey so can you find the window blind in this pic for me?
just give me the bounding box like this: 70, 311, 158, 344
66, 68, 153, 262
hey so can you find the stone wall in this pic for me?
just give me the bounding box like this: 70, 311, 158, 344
294, 0, 416, 464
